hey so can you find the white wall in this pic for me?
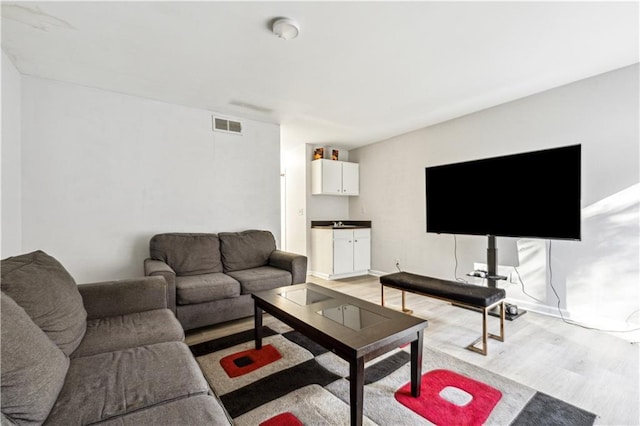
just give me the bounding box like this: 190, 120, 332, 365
350, 64, 639, 326
1, 51, 22, 258
282, 143, 307, 255
20, 76, 281, 282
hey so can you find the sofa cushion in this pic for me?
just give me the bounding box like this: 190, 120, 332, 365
1, 251, 87, 355
176, 273, 240, 305
1, 412, 18, 425
226, 266, 292, 294
95, 395, 231, 425
44, 341, 210, 425
150, 233, 222, 276
71, 309, 185, 358
1, 293, 69, 425
218, 230, 276, 272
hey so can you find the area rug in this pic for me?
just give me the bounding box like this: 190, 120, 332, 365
190, 322, 596, 425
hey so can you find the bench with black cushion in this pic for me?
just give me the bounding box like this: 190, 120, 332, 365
380, 272, 505, 355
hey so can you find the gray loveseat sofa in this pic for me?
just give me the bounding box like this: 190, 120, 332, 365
144, 230, 307, 331
1, 251, 230, 425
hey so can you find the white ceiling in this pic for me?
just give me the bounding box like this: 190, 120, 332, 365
2, 1, 638, 150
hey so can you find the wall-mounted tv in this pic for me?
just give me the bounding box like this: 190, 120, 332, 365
425, 145, 581, 240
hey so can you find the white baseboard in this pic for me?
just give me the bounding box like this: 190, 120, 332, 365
309, 270, 372, 280
505, 298, 570, 319
308, 271, 330, 280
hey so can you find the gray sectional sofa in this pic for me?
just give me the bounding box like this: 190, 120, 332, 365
144, 230, 308, 330
1, 251, 230, 425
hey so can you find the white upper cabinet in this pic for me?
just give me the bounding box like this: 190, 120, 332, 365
341, 162, 359, 195
311, 159, 359, 196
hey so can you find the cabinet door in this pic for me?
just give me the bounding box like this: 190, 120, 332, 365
341, 162, 359, 195
310, 229, 333, 275
322, 160, 343, 195
333, 231, 354, 274
353, 229, 371, 272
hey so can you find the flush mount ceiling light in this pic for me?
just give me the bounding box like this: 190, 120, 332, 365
272, 18, 300, 40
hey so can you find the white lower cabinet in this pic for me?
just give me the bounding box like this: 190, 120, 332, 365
311, 228, 371, 279
353, 231, 371, 273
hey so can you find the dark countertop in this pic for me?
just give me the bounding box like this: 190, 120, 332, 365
311, 220, 371, 230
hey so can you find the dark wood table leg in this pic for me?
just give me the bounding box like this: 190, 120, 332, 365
350, 357, 365, 426
254, 303, 263, 350
411, 329, 424, 397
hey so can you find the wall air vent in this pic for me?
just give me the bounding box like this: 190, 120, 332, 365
212, 116, 243, 135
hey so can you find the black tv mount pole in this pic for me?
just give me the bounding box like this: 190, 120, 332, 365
486, 235, 526, 320
487, 235, 498, 288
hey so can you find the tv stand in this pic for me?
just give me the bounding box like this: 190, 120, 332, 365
485, 235, 526, 321
486, 235, 499, 288
498, 306, 526, 321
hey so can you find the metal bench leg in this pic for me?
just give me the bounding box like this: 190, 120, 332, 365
467, 308, 488, 355
489, 301, 505, 342
467, 300, 505, 356
401, 290, 413, 314
380, 285, 413, 314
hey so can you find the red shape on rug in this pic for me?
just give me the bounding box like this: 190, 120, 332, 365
220, 344, 282, 378
259, 412, 303, 426
395, 369, 502, 426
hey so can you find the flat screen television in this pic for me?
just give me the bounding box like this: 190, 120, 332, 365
425, 144, 581, 241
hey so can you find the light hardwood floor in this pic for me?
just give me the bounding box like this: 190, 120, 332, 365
186, 275, 640, 425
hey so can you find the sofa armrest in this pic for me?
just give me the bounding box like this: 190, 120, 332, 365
79, 276, 168, 320
269, 250, 308, 284
144, 258, 177, 313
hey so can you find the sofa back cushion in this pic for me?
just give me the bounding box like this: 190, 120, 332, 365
150, 233, 223, 276
1, 251, 87, 356
219, 230, 276, 272
1, 293, 70, 425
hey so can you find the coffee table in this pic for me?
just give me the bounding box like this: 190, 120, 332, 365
252, 282, 428, 426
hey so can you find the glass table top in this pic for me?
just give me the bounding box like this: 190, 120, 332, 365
316, 304, 389, 331
279, 288, 333, 306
